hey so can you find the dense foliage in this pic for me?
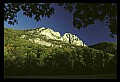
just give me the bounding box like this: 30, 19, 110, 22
4, 28, 116, 76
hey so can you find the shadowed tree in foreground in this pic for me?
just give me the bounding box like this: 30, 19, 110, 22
4, 3, 117, 37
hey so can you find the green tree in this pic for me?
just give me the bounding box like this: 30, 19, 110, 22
4, 3, 117, 37
13, 47, 26, 64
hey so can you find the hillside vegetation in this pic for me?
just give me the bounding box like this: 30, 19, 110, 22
89, 42, 117, 55
4, 28, 117, 76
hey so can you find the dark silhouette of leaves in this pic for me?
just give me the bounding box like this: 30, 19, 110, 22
4, 3, 55, 24
73, 3, 117, 36
4, 3, 117, 37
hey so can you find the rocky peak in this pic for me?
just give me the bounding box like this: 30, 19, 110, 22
62, 33, 86, 46
20, 27, 87, 47
28, 27, 61, 40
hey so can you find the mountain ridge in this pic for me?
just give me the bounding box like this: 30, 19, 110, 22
5, 27, 87, 47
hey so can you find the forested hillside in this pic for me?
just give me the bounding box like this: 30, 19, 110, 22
4, 28, 117, 76
89, 42, 117, 55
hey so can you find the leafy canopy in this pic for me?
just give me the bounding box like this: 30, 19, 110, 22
4, 3, 117, 37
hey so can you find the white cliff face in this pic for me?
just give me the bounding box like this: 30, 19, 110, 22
20, 27, 87, 47
62, 33, 86, 46
40, 28, 61, 40
28, 27, 61, 40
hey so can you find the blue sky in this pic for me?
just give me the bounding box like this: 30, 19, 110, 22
4, 3, 117, 46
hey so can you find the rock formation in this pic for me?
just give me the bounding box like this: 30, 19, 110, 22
20, 27, 87, 47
